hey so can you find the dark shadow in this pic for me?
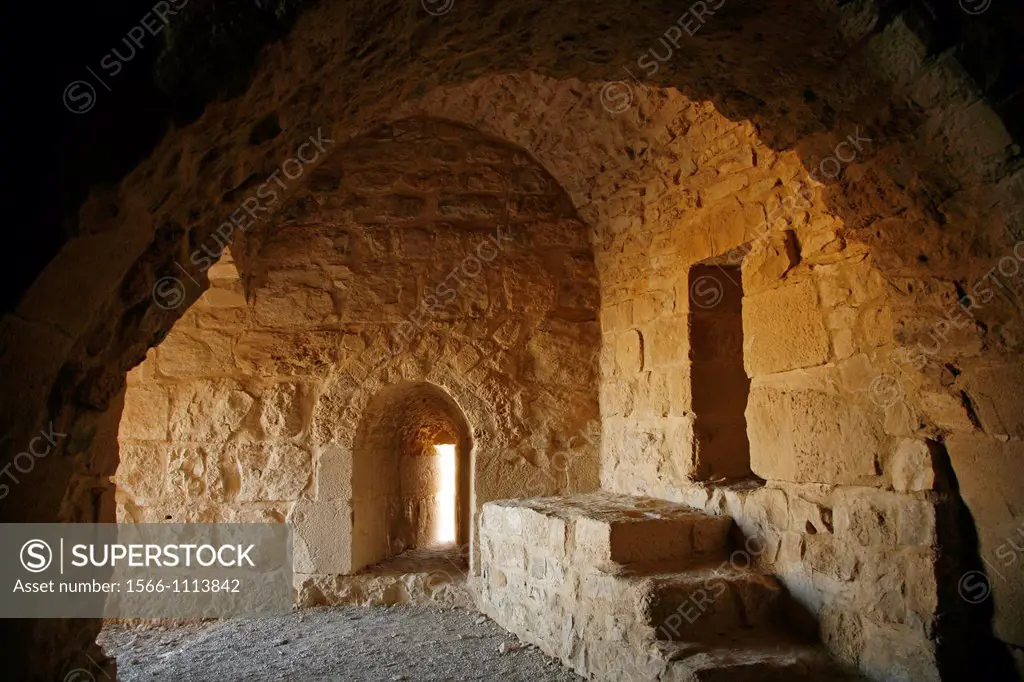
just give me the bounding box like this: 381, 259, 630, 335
930, 439, 1021, 681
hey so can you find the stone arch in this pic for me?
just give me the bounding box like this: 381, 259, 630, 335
104, 115, 604, 594
350, 381, 473, 570
3, 0, 1021, 678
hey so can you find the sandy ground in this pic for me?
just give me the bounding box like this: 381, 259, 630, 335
99, 606, 583, 681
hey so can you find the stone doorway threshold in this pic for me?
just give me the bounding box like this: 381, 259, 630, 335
297, 545, 472, 608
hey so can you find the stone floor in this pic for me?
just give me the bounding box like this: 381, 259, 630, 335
361, 545, 469, 578
100, 606, 583, 682
296, 546, 473, 608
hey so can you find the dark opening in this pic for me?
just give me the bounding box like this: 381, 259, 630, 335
688, 263, 753, 481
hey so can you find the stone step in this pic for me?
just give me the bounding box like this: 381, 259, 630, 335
656, 634, 862, 682
483, 492, 735, 570
636, 566, 783, 642
480, 493, 859, 682
564, 493, 732, 567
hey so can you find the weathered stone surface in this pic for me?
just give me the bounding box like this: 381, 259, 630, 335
946, 435, 1024, 647
889, 439, 936, 493
155, 328, 237, 378
614, 330, 644, 374
747, 385, 882, 484
257, 382, 306, 439
252, 288, 336, 327
230, 443, 313, 502
235, 330, 341, 377
167, 380, 256, 442
742, 230, 800, 293
117, 386, 169, 441
113, 443, 168, 503
290, 499, 353, 575
743, 280, 831, 376
959, 364, 1024, 439
167, 446, 227, 503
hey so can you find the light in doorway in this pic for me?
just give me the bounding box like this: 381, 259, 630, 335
434, 443, 456, 544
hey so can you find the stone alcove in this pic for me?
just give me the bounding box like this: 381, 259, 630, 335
350, 381, 473, 571
106, 116, 602, 607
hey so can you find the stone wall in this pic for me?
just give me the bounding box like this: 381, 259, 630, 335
3, 0, 1022, 678
116, 252, 307, 525
586, 73, 1019, 679
116, 119, 603, 584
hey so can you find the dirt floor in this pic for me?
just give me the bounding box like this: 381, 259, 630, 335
99, 606, 583, 681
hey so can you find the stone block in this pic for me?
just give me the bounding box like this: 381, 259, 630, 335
235, 331, 340, 377
742, 230, 799, 294
804, 536, 858, 582
251, 287, 334, 327
527, 328, 596, 387
567, 494, 733, 567
858, 620, 939, 682
889, 439, 937, 492
379, 194, 427, 220
917, 388, 977, 432
904, 547, 939, 627
701, 172, 749, 204
895, 498, 936, 547
747, 385, 881, 484
833, 489, 899, 547
334, 264, 417, 321
510, 195, 569, 219
155, 328, 236, 378
744, 280, 830, 375
642, 569, 782, 641
290, 499, 353, 574
119, 386, 169, 441
742, 487, 790, 533
258, 382, 306, 439
438, 194, 504, 220
168, 380, 256, 442
114, 443, 168, 502
600, 378, 635, 418
960, 364, 1024, 439
787, 495, 833, 536
168, 446, 226, 502
602, 301, 633, 333
634, 290, 673, 325
230, 443, 312, 501
646, 316, 689, 367
820, 607, 864, 669
313, 444, 352, 502
654, 366, 689, 417
775, 531, 806, 568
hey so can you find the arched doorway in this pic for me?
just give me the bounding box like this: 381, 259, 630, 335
351, 381, 473, 572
